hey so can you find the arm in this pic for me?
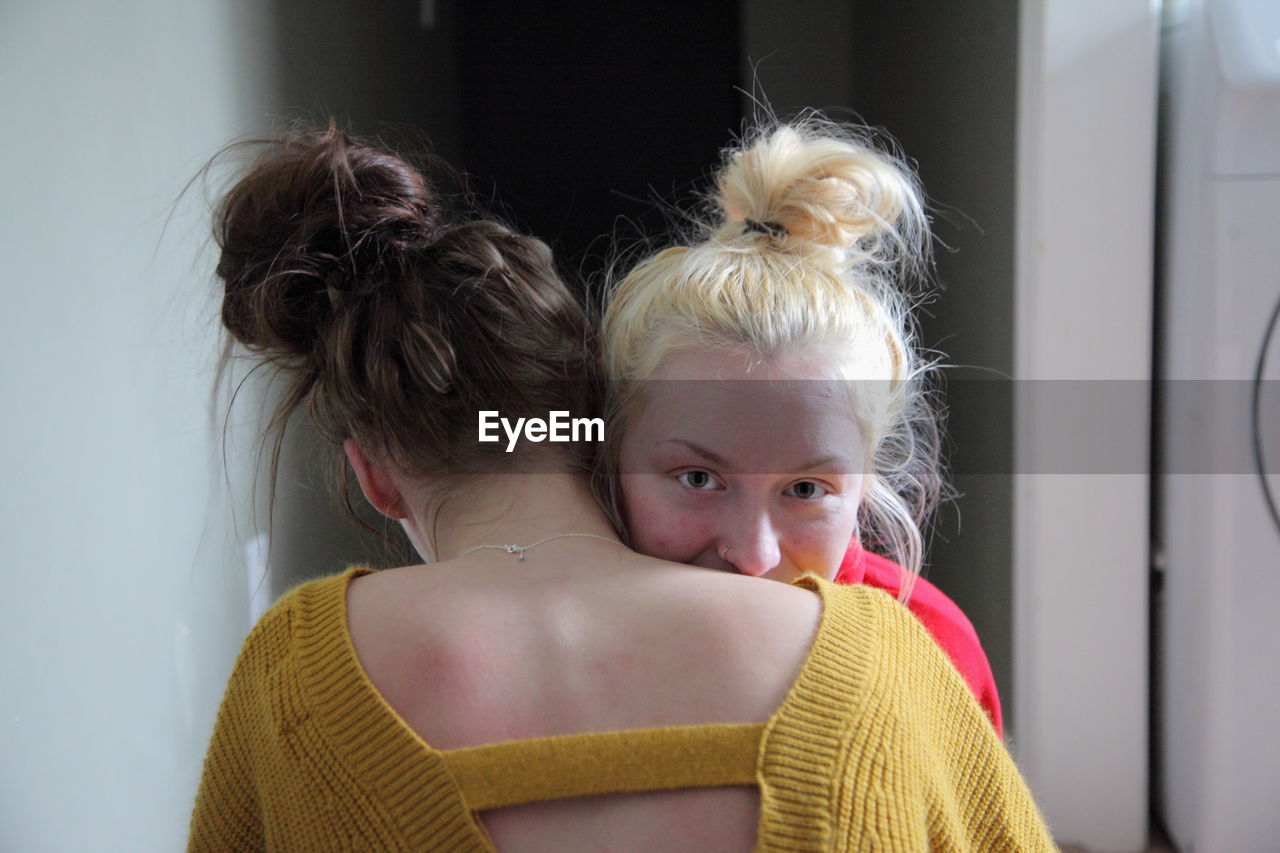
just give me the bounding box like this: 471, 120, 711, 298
186, 607, 291, 852
880, 593, 1056, 851
187, 675, 265, 852
838, 542, 1004, 736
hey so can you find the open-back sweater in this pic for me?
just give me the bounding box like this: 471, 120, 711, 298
188, 567, 1055, 851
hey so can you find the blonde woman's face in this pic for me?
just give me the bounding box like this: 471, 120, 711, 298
616, 347, 865, 583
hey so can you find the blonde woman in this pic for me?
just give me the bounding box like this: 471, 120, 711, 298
602, 119, 1003, 733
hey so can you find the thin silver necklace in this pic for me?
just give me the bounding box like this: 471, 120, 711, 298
457, 533, 625, 562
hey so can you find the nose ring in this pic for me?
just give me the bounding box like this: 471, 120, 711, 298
721, 544, 731, 560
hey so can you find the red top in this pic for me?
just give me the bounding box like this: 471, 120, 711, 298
835, 541, 1003, 737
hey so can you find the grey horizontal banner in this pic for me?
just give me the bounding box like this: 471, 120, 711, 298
954, 378, 1276, 475
455, 380, 1280, 476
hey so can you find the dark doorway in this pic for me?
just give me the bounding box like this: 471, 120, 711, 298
457, 1, 742, 284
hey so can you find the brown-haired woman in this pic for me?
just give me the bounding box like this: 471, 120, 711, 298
188, 125, 1055, 851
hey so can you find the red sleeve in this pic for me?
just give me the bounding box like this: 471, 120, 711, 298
835, 542, 1003, 737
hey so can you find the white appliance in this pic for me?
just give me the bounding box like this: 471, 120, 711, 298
1158, 1, 1280, 850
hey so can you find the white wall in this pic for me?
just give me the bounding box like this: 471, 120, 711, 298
1, 3, 457, 846
1014, 1, 1158, 850
1157, 2, 1280, 848
0, 2, 277, 848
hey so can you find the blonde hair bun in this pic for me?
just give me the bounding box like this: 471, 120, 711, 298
713, 121, 926, 273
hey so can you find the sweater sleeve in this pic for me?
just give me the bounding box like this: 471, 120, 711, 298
839, 543, 1004, 737
895, 570, 1004, 737
869, 593, 1056, 852
186, 601, 295, 852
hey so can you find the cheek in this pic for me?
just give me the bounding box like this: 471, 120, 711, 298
620, 475, 717, 562
787, 526, 840, 558
782, 516, 860, 580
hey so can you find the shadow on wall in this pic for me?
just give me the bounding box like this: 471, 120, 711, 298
850, 0, 1021, 719
252, 0, 457, 592
268, 409, 412, 596
266, 0, 459, 158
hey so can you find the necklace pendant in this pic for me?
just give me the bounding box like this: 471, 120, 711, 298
458, 534, 622, 562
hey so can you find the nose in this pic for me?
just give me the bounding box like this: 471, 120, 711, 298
721, 507, 782, 578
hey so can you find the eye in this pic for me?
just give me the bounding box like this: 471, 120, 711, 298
676, 470, 721, 491
784, 480, 829, 500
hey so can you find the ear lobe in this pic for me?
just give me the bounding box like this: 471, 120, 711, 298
343, 438, 408, 520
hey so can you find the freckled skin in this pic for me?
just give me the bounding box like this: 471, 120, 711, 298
618, 346, 866, 584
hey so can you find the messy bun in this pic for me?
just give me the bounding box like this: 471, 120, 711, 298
602, 117, 940, 592
712, 123, 927, 272
214, 124, 597, 524
217, 129, 439, 360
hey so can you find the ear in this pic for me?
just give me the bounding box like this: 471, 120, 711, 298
343, 438, 408, 520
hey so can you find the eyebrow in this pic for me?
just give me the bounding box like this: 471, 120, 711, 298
658, 439, 854, 474
793, 454, 851, 473
659, 439, 731, 469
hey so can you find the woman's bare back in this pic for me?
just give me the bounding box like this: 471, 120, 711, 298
345, 550, 823, 852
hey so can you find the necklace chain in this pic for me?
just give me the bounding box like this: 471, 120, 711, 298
457, 533, 625, 562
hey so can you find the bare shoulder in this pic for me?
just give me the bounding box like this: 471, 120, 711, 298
345, 560, 830, 742
629, 566, 826, 719
344, 566, 471, 721
676, 568, 823, 647
344, 565, 416, 646
344, 566, 409, 673
347, 560, 824, 666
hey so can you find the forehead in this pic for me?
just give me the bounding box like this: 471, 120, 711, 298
649, 346, 847, 383
628, 347, 864, 470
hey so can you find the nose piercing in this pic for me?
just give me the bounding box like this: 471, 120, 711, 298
721, 544, 731, 560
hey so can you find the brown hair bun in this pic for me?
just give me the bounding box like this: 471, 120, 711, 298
212, 123, 598, 526
216, 124, 438, 360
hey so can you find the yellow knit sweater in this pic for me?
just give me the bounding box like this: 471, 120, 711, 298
188, 567, 1057, 851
